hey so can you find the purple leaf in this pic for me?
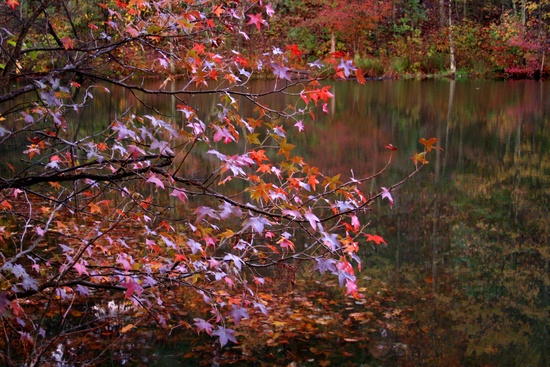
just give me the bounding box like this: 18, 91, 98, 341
381, 187, 393, 208
230, 305, 249, 325
212, 326, 237, 347
304, 210, 320, 231
313, 257, 337, 275
187, 239, 203, 254
75, 284, 90, 296
161, 235, 177, 249
218, 202, 242, 219
271, 63, 291, 80
242, 216, 271, 234
223, 254, 245, 271
194, 206, 220, 223
194, 318, 213, 336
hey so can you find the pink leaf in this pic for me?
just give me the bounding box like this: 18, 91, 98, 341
122, 280, 143, 298
170, 189, 188, 203
72, 262, 88, 276
381, 187, 393, 208
351, 214, 360, 232
304, 210, 320, 231
265, 3, 275, 17
194, 318, 213, 336
146, 173, 165, 189
246, 13, 266, 31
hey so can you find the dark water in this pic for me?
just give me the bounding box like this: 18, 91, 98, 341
3, 79, 548, 366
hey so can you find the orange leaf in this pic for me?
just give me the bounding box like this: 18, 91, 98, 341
419, 137, 442, 152
365, 234, 386, 245
0, 200, 13, 210
411, 151, 428, 165
356, 68, 366, 85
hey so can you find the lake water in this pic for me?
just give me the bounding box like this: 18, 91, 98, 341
2, 79, 548, 366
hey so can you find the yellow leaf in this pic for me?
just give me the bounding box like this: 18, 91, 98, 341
120, 324, 135, 333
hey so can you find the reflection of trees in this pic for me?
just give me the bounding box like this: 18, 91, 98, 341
322, 80, 549, 366
383, 122, 548, 365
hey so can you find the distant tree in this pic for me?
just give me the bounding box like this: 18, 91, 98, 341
0, 0, 435, 364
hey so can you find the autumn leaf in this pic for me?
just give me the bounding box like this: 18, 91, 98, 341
88, 201, 102, 214
120, 323, 136, 333
213, 326, 237, 347
419, 137, 442, 152
411, 151, 428, 165
277, 139, 295, 159
381, 187, 393, 208
121, 280, 143, 298
146, 172, 165, 189
286, 44, 303, 60
194, 318, 213, 335
170, 189, 188, 203
5, 0, 20, 10
356, 68, 366, 84
247, 13, 266, 31
365, 234, 386, 245
0, 200, 12, 210
60, 36, 74, 50
384, 143, 397, 151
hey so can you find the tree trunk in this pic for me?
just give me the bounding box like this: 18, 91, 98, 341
449, 1, 456, 77
330, 31, 336, 54
439, 0, 447, 27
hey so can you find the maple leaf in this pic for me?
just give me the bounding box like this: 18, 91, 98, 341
313, 257, 337, 274
75, 284, 90, 296
271, 63, 291, 80
230, 305, 249, 325
411, 151, 428, 166
194, 318, 213, 335
338, 59, 356, 78
350, 214, 361, 232
6, 0, 20, 10
384, 143, 397, 151
365, 234, 387, 245
242, 216, 271, 234
186, 239, 203, 255
72, 262, 88, 276
247, 13, 266, 31
121, 280, 143, 298
381, 187, 393, 208
60, 36, 74, 50
266, 3, 275, 17
170, 189, 188, 203
146, 173, 165, 189
304, 210, 320, 231
345, 278, 359, 298
212, 326, 237, 347
419, 137, 443, 152
223, 254, 245, 271
213, 125, 236, 143
194, 206, 220, 223
286, 44, 303, 60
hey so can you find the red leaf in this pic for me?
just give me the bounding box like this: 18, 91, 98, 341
6, 0, 20, 10
384, 144, 397, 151
365, 234, 386, 245
122, 280, 143, 298
247, 13, 266, 31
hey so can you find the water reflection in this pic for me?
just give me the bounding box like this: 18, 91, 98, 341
4, 79, 548, 366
